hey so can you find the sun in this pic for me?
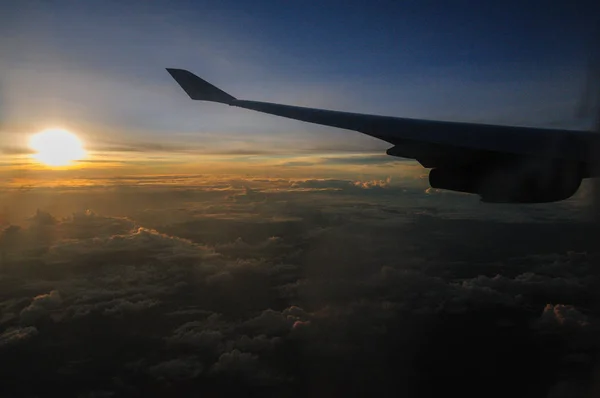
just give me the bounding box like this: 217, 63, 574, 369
29, 128, 87, 167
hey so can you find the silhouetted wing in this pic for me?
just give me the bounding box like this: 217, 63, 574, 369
166, 68, 600, 166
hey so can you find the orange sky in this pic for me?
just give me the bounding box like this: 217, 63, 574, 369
0, 125, 423, 188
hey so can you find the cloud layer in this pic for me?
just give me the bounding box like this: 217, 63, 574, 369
0, 176, 599, 397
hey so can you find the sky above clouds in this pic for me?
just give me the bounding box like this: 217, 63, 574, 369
1, 0, 599, 179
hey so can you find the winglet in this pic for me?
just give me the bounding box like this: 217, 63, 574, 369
166, 68, 236, 104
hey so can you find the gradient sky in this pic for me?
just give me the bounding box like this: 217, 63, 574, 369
1, 0, 599, 180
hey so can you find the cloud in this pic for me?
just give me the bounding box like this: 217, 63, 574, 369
289, 179, 352, 190
242, 309, 294, 336
0, 212, 230, 333
0, 181, 598, 396
457, 273, 583, 303
321, 155, 402, 166
167, 323, 225, 352
210, 349, 270, 382
229, 186, 268, 203
20, 290, 62, 325
102, 298, 159, 316
352, 176, 391, 189
230, 334, 281, 353
0, 146, 33, 155
0, 326, 38, 348
285, 177, 402, 194
29, 209, 58, 226
60, 210, 135, 239
148, 357, 204, 381
46, 227, 216, 265
538, 304, 590, 329
280, 161, 316, 167
94, 142, 198, 154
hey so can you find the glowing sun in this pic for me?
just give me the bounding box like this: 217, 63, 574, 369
29, 128, 87, 166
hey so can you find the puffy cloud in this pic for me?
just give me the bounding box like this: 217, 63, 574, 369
102, 298, 159, 316
352, 176, 391, 189
60, 210, 135, 239
242, 306, 309, 336
290, 179, 352, 191
48, 227, 216, 262
242, 309, 291, 335
283, 305, 307, 319
29, 210, 58, 226
538, 304, 590, 329
216, 236, 286, 255
167, 320, 226, 353
205, 271, 234, 286
230, 334, 281, 353
0, 215, 230, 328
229, 186, 268, 203
284, 176, 395, 192
148, 357, 204, 381
0, 326, 38, 348
210, 349, 271, 383
20, 290, 62, 325
457, 272, 591, 307
65, 294, 161, 319
1, 224, 21, 239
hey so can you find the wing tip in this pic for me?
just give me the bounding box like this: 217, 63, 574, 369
166, 68, 236, 104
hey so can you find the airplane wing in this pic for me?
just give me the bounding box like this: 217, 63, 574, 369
166, 68, 600, 203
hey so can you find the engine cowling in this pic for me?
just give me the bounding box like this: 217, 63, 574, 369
429, 162, 583, 203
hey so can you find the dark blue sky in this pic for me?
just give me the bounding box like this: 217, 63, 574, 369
1, 0, 599, 156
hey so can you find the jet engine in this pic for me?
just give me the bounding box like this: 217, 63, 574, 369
428, 161, 583, 203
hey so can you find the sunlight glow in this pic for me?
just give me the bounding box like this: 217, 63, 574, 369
29, 128, 87, 167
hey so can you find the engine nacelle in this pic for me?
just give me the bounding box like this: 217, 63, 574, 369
429, 163, 583, 203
